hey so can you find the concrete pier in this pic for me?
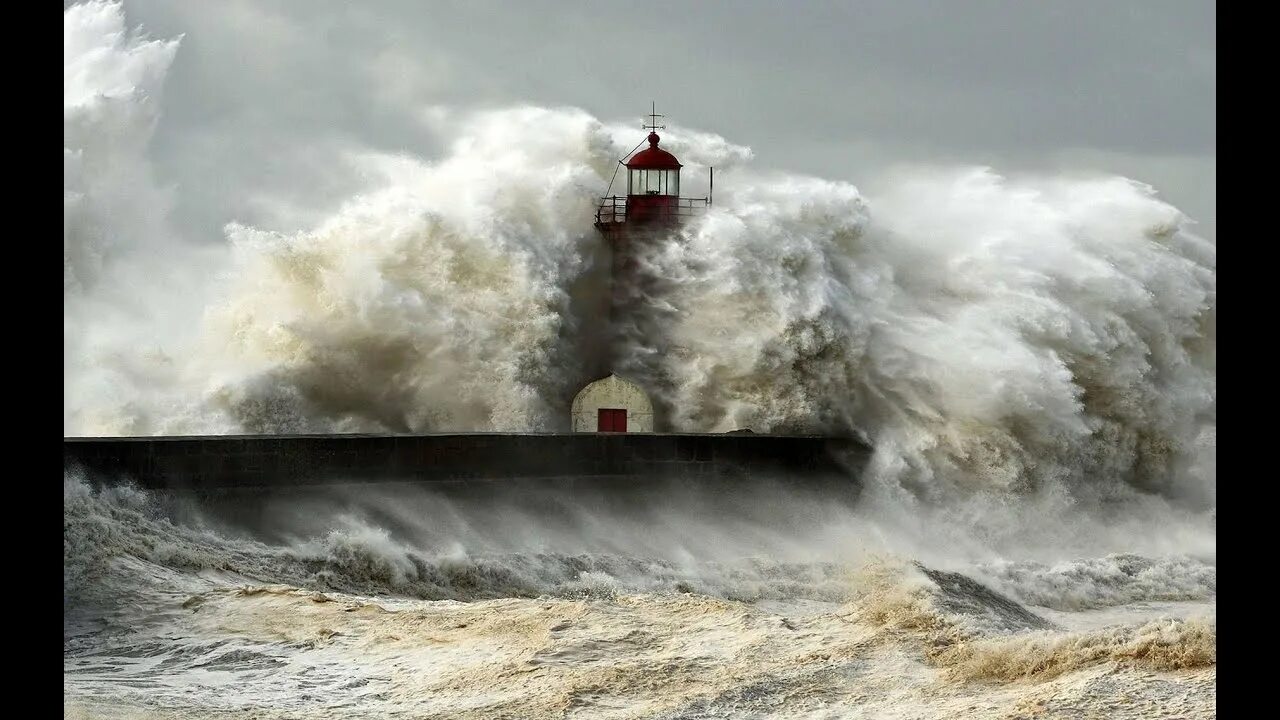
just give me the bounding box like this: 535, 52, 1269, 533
64, 432, 868, 490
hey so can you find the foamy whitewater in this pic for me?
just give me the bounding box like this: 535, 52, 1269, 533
65, 2, 1215, 718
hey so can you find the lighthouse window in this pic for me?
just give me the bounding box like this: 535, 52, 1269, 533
628, 169, 679, 196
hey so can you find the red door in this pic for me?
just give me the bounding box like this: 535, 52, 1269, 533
597, 408, 627, 432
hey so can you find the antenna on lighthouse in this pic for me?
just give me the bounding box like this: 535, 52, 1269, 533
643, 101, 665, 131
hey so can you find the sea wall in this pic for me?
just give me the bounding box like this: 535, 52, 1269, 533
64, 433, 868, 490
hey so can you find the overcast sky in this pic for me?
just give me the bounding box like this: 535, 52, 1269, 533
120, 0, 1216, 242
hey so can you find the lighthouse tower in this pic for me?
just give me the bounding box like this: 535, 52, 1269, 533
572, 105, 711, 434
594, 104, 709, 261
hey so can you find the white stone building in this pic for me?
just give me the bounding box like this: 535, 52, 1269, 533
570, 374, 654, 433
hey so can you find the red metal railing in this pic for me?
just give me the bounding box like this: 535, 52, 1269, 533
595, 196, 710, 226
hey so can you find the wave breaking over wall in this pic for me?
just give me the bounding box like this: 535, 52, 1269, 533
64, 1, 1214, 517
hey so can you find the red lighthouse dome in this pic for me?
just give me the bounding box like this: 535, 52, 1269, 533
625, 131, 682, 203
627, 132, 683, 170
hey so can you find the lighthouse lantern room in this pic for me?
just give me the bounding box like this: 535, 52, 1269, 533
594, 104, 711, 230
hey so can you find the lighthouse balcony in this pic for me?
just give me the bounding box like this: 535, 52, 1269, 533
594, 195, 710, 227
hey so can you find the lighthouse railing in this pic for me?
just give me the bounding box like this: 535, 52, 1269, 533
595, 196, 710, 226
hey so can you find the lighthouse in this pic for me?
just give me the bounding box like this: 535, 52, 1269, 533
594, 104, 710, 257
572, 105, 711, 434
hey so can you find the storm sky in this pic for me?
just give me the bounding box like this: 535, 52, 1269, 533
119, 0, 1215, 241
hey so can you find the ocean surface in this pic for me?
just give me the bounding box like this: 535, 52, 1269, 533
64, 474, 1214, 719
